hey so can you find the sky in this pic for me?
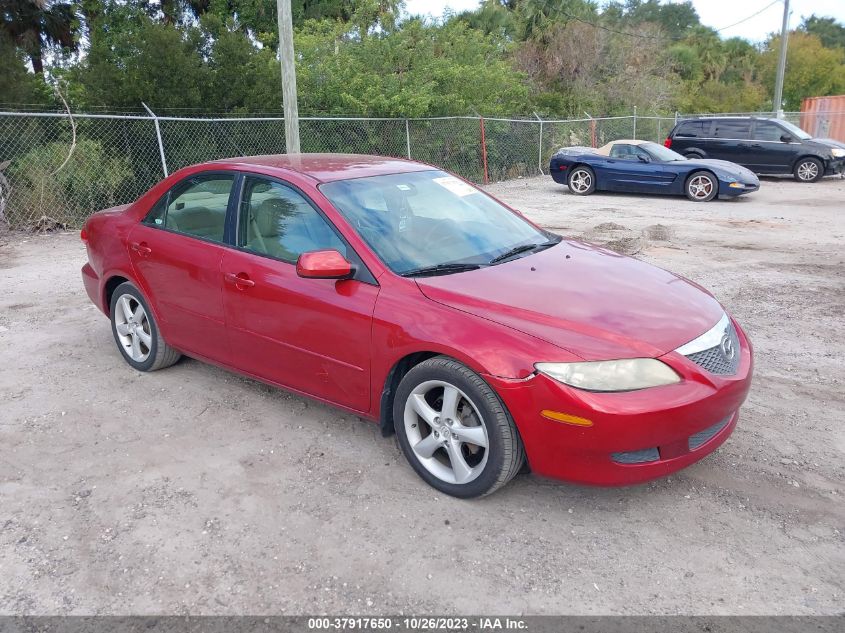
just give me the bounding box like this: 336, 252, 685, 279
403, 0, 845, 42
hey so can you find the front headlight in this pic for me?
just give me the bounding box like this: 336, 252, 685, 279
535, 359, 681, 392
831, 148, 845, 158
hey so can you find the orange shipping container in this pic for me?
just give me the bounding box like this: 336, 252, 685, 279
800, 95, 845, 143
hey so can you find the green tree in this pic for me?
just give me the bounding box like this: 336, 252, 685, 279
799, 14, 845, 50
70, 3, 209, 110
0, 0, 78, 73
759, 31, 845, 110
0, 30, 52, 104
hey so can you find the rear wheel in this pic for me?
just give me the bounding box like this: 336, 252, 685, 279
685, 171, 717, 202
568, 166, 596, 195
393, 357, 525, 498
110, 282, 181, 372
793, 157, 823, 183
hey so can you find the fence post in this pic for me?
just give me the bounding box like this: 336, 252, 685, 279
142, 102, 169, 178
534, 111, 544, 175
674, 110, 679, 124
478, 115, 489, 185
405, 119, 411, 159
633, 106, 637, 139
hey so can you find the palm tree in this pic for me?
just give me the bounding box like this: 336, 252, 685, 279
1, 0, 77, 74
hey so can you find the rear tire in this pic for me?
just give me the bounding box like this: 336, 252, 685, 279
393, 356, 525, 498
109, 282, 181, 372
793, 157, 823, 183
685, 170, 717, 202
567, 166, 596, 195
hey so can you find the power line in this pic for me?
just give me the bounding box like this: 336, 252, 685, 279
714, 0, 782, 33
556, 0, 784, 43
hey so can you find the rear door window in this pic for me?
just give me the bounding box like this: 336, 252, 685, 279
675, 121, 709, 138
144, 174, 235, 243
712, 120, 751, 139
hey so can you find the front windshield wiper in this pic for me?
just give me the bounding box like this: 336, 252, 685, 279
488, 240, 557, 265
400, 262, 484, 278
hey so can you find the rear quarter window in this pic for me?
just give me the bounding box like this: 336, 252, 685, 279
675, 121, 708, 138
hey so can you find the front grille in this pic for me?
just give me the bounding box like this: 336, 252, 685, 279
685, 321, 740, 375
611, 447, 660, 464
688, 415, 732, 450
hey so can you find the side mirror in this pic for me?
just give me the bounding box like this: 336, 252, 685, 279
780, 135, 793, 143
296, 249, 354, 280
637, 154, 651, 163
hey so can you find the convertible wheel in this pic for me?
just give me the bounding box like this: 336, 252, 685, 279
793, 157, 822, 183
568, 166, 596, 195
393, 356, 525, 498
110, 282, 181, 372
685, 171, 717, 202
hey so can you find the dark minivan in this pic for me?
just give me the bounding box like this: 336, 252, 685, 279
665, 117, 845, 182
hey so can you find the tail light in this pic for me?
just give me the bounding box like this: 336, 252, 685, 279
80, 228, 88, 242
663, 137, 672, 148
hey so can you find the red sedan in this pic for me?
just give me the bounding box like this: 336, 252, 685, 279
81, 154, 753, 497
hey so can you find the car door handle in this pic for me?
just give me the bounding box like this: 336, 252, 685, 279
130, 241, 152, 257
224, 272, 255, 288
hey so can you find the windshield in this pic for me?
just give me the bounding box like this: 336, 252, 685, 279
778, 120, 812, 140
642, 142, 687, 162
320, 170, 557, 276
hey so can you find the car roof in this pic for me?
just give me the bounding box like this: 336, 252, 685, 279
596, 139, 653, 155
207, 153, 435, 183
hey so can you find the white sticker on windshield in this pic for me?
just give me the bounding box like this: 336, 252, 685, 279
396, 184, 411, 191
433, 176, 478, 197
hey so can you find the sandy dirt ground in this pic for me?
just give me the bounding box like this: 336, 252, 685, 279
0, 176, 843, 615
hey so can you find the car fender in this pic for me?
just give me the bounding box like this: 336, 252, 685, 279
368, 276, 577, 421
790, 153, 828, 171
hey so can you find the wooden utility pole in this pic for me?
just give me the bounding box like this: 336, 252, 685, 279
772, 0, 790, 118
277, 0, 300, 153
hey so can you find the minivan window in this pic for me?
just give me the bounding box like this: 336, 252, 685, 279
778, 120, 812, 140
675, 121, 707, 137
752, 121, 786, 142
712, 120, 751, 139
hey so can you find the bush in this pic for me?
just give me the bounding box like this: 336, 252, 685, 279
7, 139, 133, 228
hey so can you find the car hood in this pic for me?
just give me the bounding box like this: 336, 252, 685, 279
683, 159, 759, 181
809, 137, 845, 151
415, 241, 725, 361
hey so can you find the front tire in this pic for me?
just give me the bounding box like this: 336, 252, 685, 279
110, 282, 181, 372
568, 166, 596, 195
793, 157, 823, 182
685, 170, 717, 202
393, 357, 525, 498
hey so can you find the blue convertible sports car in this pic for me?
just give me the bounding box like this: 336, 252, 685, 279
550, 140, 760, 202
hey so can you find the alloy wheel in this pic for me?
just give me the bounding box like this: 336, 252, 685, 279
113, 293, 152, 362
688, 175, 714, 200
797, 161, 819, 181
403, 380, 489, 485
569, 169, 593, 193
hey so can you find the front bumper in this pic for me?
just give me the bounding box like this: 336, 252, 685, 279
825, 156, 845, 176
486, 319, 753, 486
719, 180, 759, 197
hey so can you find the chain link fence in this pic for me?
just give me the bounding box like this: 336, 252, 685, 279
0, 109, 833, 230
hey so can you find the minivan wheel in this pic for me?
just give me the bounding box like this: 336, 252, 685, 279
794, 157, 823, 182
568, 166, 596, 195
393, 356, 525, 498
685, 171, 717, 202
110, 282, 181, 372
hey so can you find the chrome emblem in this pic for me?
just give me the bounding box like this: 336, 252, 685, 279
720, 334, 735, 361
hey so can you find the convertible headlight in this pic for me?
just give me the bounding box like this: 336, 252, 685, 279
831, 148, 845, 158
535, 359, 681, 392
